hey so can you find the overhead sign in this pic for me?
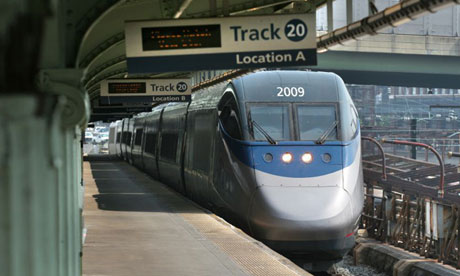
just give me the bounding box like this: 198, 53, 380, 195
125, 13, 316, 73
100, 79, 191, 104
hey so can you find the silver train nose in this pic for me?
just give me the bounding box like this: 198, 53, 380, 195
248, 186, 357, 257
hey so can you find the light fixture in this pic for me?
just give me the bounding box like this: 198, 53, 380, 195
301, 152, 313, 163
281, 152, 293, 163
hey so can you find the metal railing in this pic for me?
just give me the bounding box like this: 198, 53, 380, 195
361, 138, 460, 268
362, 136, 387, 180
381, 139, 445, 198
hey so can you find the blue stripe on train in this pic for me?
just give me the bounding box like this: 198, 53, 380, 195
219, 123, 360, 178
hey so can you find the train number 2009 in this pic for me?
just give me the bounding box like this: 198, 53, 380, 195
276, 87, 305, 97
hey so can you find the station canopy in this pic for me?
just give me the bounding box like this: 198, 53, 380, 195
76, 0, 326, 111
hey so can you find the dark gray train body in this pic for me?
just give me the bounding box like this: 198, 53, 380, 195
109, 71, 364, 264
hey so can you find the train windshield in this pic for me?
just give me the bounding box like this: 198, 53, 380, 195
247, 103, 338, 142
297, 105, 337, 141
249, 104, 290, 141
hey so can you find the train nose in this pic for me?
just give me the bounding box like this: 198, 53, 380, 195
248, 186, 356, 255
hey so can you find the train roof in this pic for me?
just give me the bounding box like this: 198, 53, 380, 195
231, 70, 342, 103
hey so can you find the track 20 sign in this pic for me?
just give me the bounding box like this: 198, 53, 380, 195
125, 13, 316, 73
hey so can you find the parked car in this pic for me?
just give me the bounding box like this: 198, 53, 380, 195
84, 132, 93, 143
94, 126, 109, 134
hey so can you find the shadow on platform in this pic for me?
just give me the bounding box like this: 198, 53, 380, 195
87, 160, 200, 214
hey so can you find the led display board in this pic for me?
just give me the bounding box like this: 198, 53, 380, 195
142, 24, 221, 51
108, 82, 146, 94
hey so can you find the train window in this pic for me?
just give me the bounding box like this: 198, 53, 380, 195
134, 129, 143, 146
116, 132, 121, 143
144, 133, 157, 155
248, 104, 290, 141
297, 106, 337, 141
123, 132, 132, 145
160, 133, 179, 162
219, 103, 242, 140
350, 105, 358, 138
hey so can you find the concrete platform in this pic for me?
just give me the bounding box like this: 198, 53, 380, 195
82, 160, 310, 276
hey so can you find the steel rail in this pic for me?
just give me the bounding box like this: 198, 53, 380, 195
381, 139, 445, 198
448, 151, 460, 158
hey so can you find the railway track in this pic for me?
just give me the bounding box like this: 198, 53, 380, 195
328, 255, 386, 276
298, 255, 386, 276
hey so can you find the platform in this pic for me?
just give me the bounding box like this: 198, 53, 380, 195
82, 158, 310, 276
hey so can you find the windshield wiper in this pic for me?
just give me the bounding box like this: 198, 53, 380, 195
251, 119, 277, 145
315, 121, 338, 144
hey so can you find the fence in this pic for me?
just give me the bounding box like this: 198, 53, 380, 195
361, 137, 460, 268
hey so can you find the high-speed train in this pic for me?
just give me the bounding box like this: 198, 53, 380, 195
109, 71, 363, 269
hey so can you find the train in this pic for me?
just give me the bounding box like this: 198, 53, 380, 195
108, 70, 364, 270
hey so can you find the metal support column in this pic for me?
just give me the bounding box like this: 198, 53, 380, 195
346, 0, 353, 24
0, 69, 89, 276
38, 69, 89, 275
327, 0, 333, 32
411, 119, 417, 159
385, 191, 394, 243
0, 95, 61, 276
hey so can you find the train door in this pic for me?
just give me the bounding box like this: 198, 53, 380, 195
126, 118, 134, 163
142, 109, 163, 179
121, 118, 128, 160
139, 119, 147, 170
183, 108, 217, 205
158, 103, 188, 195
115, 121, 123, 157
108, 122, 117, 155
131, 117, 145, 169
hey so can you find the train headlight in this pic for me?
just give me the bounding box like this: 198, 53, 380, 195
281, 152, 293, 163
301, 152, 313, 164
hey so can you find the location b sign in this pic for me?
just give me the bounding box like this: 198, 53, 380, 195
125, 13, 316, 73
100, 79, 191, 104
